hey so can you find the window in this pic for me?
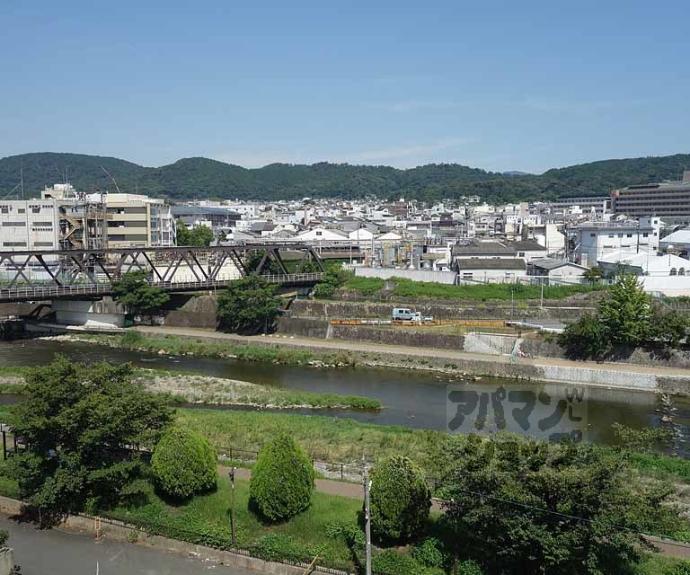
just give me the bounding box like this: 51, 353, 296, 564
680, 268, 686, 276
2, 242, 26, 247
17, 208, 25, 214
671, 268, 678, 276
33, 242, 54, 247
31, 206, 41, 214
626, 233, 633, 238
642, 232, 649, 238
0, 206, 7, 214
608, 234, 614, 238
32, 222, 53, 227
316, 231, 323, 236
462, 273, 473, 279
590, 233, 595, 237
2, 221, 25, 227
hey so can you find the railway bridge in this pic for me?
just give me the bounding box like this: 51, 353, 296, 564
0, 242, 358, 304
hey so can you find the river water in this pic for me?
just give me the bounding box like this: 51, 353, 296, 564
1, 339, 689, 453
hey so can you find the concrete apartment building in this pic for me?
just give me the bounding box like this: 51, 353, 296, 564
611, 171, 690, 221
0, 198, 60, 250
569, 217, 661, 267
92, 193, 175, 249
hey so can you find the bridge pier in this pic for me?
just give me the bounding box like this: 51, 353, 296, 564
52, 298, 126, 329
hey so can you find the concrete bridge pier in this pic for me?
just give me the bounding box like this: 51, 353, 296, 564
52, 298, 126, 329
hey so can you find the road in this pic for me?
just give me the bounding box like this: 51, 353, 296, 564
0, 516, 254, 575
136, 325, 690, 378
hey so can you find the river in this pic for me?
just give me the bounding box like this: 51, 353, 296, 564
1, 339, 689, 453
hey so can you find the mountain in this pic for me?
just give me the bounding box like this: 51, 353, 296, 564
1, 151, 689, 203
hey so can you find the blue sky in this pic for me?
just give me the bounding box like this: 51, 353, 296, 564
1, 0, 689, 173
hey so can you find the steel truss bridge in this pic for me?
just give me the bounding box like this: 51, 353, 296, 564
0, 242, 359, 303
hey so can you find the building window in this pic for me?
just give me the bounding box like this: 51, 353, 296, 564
0, 207, 8, 214
31, 207, 41, 214
671, 268, 678, 276
680, 268, 686, 276
2, 242, 26, 247
608, 234, 614, 238
642, 232, 649, 238
17, 209, 25, 214
2, 221, 25, 227
626, 233, 633, 238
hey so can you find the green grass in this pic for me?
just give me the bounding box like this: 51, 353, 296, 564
630, 452, 690, 483
178, 408, 448, 469
81, 332, 358, 368
636, 554, 690, 575
343, 276, 605, 301
106, 475, 360, 571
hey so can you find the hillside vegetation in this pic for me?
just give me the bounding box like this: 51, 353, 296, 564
1, 151, 689, 203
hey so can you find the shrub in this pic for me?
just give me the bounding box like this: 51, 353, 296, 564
558, 314, 610, 359
249, 434, 315, 522
251, 533, 315, 563
457, 559, 484, 575
412, 537, 445, 569
151, 427, 217, 499
0, 529, 7, 547
369, 455, 431, 543
372, 549, 444, 575
666, 563, 690, 575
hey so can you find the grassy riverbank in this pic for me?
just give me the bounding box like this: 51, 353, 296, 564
69, 331, 359, 367
0, 366, 380, 411
343, 276, 605, 301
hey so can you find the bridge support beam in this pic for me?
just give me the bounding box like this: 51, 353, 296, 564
52, 298, 126, 329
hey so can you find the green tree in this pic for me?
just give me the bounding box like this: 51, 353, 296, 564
441, 435, 677, 575
249, 434, 315, 522
369, 455, 431, 543
649, 308, 690, 348
176, 220, 214, 247
151, 427, 217, 499
8, 357, 172, 517
216, 275, 281, 334
112, 270, 170, 321
583, 266, 604, 283
558, 314, 611, 359
598, 274, 652, 346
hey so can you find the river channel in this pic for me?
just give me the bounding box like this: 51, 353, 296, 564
1, 338, 689, 454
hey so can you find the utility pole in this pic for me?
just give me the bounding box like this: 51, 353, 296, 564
540, 280, 544, 310
229, 467, 237, 547
363, 467, 372, 575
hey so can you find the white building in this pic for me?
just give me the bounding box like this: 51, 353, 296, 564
598, 253, 690, 277
0, 199, 60, 251
570, 217, 660, 267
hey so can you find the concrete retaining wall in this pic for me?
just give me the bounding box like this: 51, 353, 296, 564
162, 295, 218, 329
328, 324, 465, 350
354, 267, 457, 284
53, 298, 125, 329
463, 333, 518, 355
291, 298, 588, 321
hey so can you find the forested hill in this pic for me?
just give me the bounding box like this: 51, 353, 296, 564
1, 152, 689, 203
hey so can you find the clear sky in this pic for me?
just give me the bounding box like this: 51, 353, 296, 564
1, 0, 689, 173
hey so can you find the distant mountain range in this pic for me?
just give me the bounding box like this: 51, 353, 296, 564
1, 152, 689, 204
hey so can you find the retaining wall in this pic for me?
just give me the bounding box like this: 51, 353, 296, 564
162, 294, 218, 329
290, 298, 588, 321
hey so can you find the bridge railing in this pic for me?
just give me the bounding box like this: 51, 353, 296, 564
0, 272, 324, 302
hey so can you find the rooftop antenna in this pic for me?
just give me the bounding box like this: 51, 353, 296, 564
100, 166, 122, 194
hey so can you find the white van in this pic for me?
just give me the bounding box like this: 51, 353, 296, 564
392, 308, 417, 321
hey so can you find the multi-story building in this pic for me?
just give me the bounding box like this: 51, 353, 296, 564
98, 193, 175, 248
569, 217, 661, 267
611, 172, 690, 221
0, 198, 60, 251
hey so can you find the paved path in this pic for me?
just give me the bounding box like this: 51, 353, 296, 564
0, 516, 254, 575
136, 325, 690, 378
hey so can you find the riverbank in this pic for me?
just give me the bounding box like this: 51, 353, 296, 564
122, 326, 690, 394
0, 363, 380, 412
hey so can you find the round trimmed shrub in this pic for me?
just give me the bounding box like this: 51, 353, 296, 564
412, 537, 445, 569
457, 559, 484, 575
151, 427, 217, 499
249, 434, 315, 522
369, 455, 431, 543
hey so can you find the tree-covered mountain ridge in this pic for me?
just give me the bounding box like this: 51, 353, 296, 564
1, 151, 689, 203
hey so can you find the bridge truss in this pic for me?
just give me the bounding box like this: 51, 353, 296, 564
0, 242, 349, 303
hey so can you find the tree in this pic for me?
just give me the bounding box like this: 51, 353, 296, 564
249, 434, 315, 522
649, 308, 690, 348
369, 455, 431, 543
151, 427, 217, 499
583, 266, 604, 283
112, 270, 170, 320
558, 314, 611, 360
216, 275, 281, 334
598, 274, 652, 347
441, 435, 678, 575
176, 220, 214, 247
8, 357, 172, 517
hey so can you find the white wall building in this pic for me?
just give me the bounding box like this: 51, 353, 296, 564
571, 217, 660, 267
0, 199, 60, 251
